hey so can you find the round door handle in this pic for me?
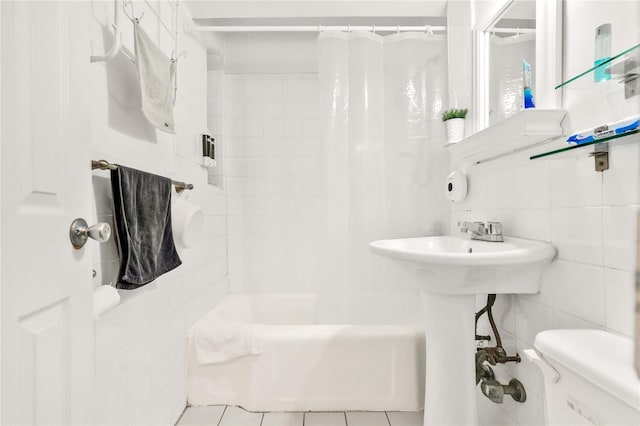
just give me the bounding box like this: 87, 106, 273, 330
86, 222, 111, 242
70, 218, 112, 249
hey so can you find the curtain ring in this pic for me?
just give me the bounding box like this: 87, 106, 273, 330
372, 25, 376, 34
397, 25, 400, 35
318, 24, 322, 33
348, 24, 351, 33
516, 27, 521, 37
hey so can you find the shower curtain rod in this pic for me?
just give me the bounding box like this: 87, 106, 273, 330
195, 25, 447, 33
490, 27, 535, 35
91, 160, 194, 193
194, 25, 533, 35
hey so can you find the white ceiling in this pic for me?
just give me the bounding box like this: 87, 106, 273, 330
183, 0, 448, 21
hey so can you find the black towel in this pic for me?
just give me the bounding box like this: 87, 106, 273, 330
111, 165, 182, 289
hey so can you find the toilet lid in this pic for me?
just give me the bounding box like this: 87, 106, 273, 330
535, 329, 640, 410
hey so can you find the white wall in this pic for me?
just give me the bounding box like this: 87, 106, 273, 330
221, 34, 323, 296
224, 32, 319, 74
89, 1, 228, 424
458, 1, 640, 425
223, 71, 323, 295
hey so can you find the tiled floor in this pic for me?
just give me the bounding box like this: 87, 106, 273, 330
177, 405, 424, 426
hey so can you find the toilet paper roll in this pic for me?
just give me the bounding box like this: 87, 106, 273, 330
93, 285, 121, 319
172, 195, 204, 248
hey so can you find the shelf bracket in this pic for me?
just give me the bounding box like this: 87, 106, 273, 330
622, 74, 639, 99
589, 143, 609, 172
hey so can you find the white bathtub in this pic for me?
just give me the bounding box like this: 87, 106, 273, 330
186, 294, 425, 412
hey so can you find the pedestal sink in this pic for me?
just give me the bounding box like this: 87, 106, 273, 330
369, 236, 556, 426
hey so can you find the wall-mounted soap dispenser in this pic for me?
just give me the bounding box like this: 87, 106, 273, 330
445, 171, 468, 203
201, 133, 222, 187
201, 133, 215, 167
594, 23, 612, 82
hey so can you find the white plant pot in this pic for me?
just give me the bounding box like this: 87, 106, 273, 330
445, 118, 465, 144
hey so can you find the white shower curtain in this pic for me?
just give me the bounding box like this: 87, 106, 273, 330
316, 32, 448, 324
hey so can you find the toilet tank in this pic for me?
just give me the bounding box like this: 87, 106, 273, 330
533, 329, 640, 426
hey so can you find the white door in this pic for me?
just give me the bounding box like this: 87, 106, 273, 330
1, 1, 95, 424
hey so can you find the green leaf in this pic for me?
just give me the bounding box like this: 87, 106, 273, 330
441, 108, 468, 121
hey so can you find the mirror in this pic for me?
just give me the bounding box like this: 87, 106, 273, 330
473, 0, 562, 133
488, 2, 536, 125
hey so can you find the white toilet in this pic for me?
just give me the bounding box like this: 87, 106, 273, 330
525, 329, 640, 425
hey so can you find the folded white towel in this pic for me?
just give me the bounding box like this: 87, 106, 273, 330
133, 20, 175, 133
190, 311, 264, 364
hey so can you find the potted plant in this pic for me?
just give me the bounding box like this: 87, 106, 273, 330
442, 108, 468, 144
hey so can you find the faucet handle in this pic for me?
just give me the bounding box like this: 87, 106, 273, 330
480, 379, 505, 404
486, 222, 502, 235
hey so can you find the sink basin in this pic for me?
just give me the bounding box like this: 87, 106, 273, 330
369, 235, 556, 425
369, 236, 556, 295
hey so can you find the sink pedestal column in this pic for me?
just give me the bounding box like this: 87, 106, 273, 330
422, 292, 478, 426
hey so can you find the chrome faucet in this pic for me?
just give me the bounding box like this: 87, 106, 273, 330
458, 221, 504, 242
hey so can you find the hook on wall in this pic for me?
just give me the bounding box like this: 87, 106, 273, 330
123, 0, 144, 23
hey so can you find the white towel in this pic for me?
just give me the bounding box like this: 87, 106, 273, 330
190, 311, 264, 365
133, 20, 175, 133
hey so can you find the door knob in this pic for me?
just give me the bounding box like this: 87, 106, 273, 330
70, 218, 112, 249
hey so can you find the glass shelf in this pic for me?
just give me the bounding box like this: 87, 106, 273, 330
555, 43, 640, 90
530, 128, 639, 160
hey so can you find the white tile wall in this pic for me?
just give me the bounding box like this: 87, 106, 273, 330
206, 69, 224, 186
89, 1, 228, 424
553, 158, 604, 207
603, 205, 639, 271
604, 267, 637, 333
550, 207, 603, 264
222, 73, 321, 294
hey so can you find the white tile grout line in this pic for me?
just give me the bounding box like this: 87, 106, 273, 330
216, 405, 228, 426
384, 411, 391, 426
175, 406, 187, 425
179, 406, 427, 426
